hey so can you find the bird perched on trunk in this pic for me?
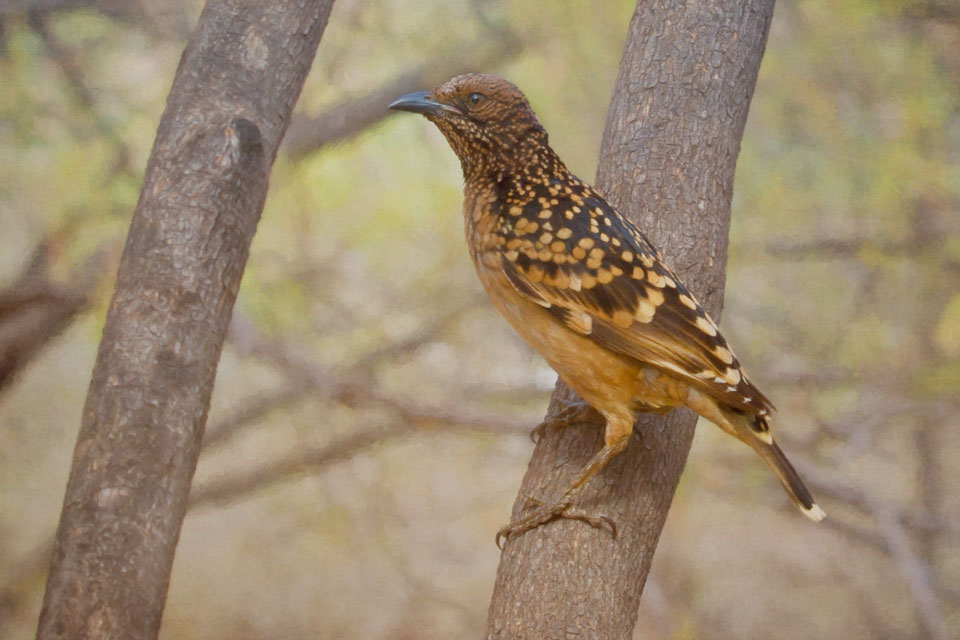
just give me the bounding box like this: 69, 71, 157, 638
389, 73, 824, 545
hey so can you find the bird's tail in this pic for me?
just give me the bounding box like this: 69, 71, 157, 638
754, 430, 825, 522
729, 412, 826, 522
686, 389, 825, 521
737, 415, 827, 522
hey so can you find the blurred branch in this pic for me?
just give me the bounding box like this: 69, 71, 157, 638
192, 410, 527, 510
228, 311, 522, 435
0, 8, 142, 399
282, 35, 522, 158
4, 415, 523, 633
2, 301, 518, 625
803, 394, 940, 459
191, 304, 528, 509
757, 196, 957, 261
0, 238, 107, 394
762, 368, 856, 388
751, 455, 960, 615
792, 457, 957, 541
202, 383, 309, 449
707, 464, 960, 611
27, 9, 136, 178
875, 505, 950, 640
284, 68, 438, 157
713, 450, 957, 543
902, 2, 960, 24
456, 379, 549, 404
907, 208, 951, 594
27, 10, 95, 108
204, 298, 482, 451
5, 1, 193, 38
759, 237, 930, 259
0, 0, 93, 14
352, 299, 478, 370
190, 426, 395, 509
755, 221, 957, 269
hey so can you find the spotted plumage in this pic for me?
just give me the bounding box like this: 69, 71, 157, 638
390, 73, 824, 543
492, 175, 771, 418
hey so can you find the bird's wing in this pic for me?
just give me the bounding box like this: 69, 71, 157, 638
496, 185, 773, 416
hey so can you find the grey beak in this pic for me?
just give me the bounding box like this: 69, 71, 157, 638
388, 91, 461, 117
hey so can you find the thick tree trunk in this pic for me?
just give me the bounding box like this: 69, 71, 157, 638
487, 1, 775, 637
36, 2, 335, 638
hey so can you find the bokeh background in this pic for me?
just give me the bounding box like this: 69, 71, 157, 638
1, 0, 958, 638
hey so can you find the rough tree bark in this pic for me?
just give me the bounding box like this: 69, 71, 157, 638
36, 1, 335, 638
487, 1, 775, 637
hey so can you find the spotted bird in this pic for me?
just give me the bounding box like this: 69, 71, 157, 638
389, 74, 824, 544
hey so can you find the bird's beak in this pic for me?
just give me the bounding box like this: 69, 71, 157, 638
388, 91, 461, 117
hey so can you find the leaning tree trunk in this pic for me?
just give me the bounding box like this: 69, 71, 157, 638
487, 0, 776, 637
36, 1, 335, 638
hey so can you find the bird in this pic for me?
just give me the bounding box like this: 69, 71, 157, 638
389, 73, 825, 545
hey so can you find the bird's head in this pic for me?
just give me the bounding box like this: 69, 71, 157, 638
389, 73, 549, 180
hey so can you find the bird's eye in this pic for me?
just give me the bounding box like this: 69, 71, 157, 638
468, 92, 484, 106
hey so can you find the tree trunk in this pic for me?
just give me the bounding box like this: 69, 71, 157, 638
36, 1, 335, 638
486, 1, 775, 637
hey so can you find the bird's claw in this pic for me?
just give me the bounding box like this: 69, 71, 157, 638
495, 498, 618, 549
562, 507, 617, 539
529, 401, 600, 444
520, 493, 545, 508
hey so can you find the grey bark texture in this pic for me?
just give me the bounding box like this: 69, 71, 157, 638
36, 1, 335, 638
486, 1, 775, 638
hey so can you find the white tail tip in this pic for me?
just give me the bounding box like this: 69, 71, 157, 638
804, 503, 827, 522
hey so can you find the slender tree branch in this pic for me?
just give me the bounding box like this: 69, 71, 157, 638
229, 308, 526, 431
190, 426, 395, 509
790, 458, 957, 540
202, 383, 310, 450
0, 0, 92, 14
27, 10, 137, 179
705, 475, 960, 610
0, 238, 106, 394
710, 454, 960, 609
351, 298, 480, 370
27, 11, 95, 109
192, 413, 527, 509
875, 506, 950, 640
283, 36, 521, 158
205, 298, 480, 450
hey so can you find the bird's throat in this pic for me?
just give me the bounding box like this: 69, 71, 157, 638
463, 142, 569, 201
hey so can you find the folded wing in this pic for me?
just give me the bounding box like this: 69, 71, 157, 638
496, 186, 772, 416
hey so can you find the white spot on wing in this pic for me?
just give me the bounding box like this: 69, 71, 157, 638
696, 316, 717, 337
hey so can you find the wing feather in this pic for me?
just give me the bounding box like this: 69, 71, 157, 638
496, 183, 773, 416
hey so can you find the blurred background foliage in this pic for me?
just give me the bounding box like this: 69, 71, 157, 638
1, 0, 958, 638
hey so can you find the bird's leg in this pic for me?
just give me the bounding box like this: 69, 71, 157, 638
530, 399, 602, 444
498, 416, 632, 547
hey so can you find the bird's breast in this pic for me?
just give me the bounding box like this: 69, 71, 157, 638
469, 249, 658, 420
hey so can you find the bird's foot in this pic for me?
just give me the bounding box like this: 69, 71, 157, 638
530, 400, 601, 444
495, 493, 617, 549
